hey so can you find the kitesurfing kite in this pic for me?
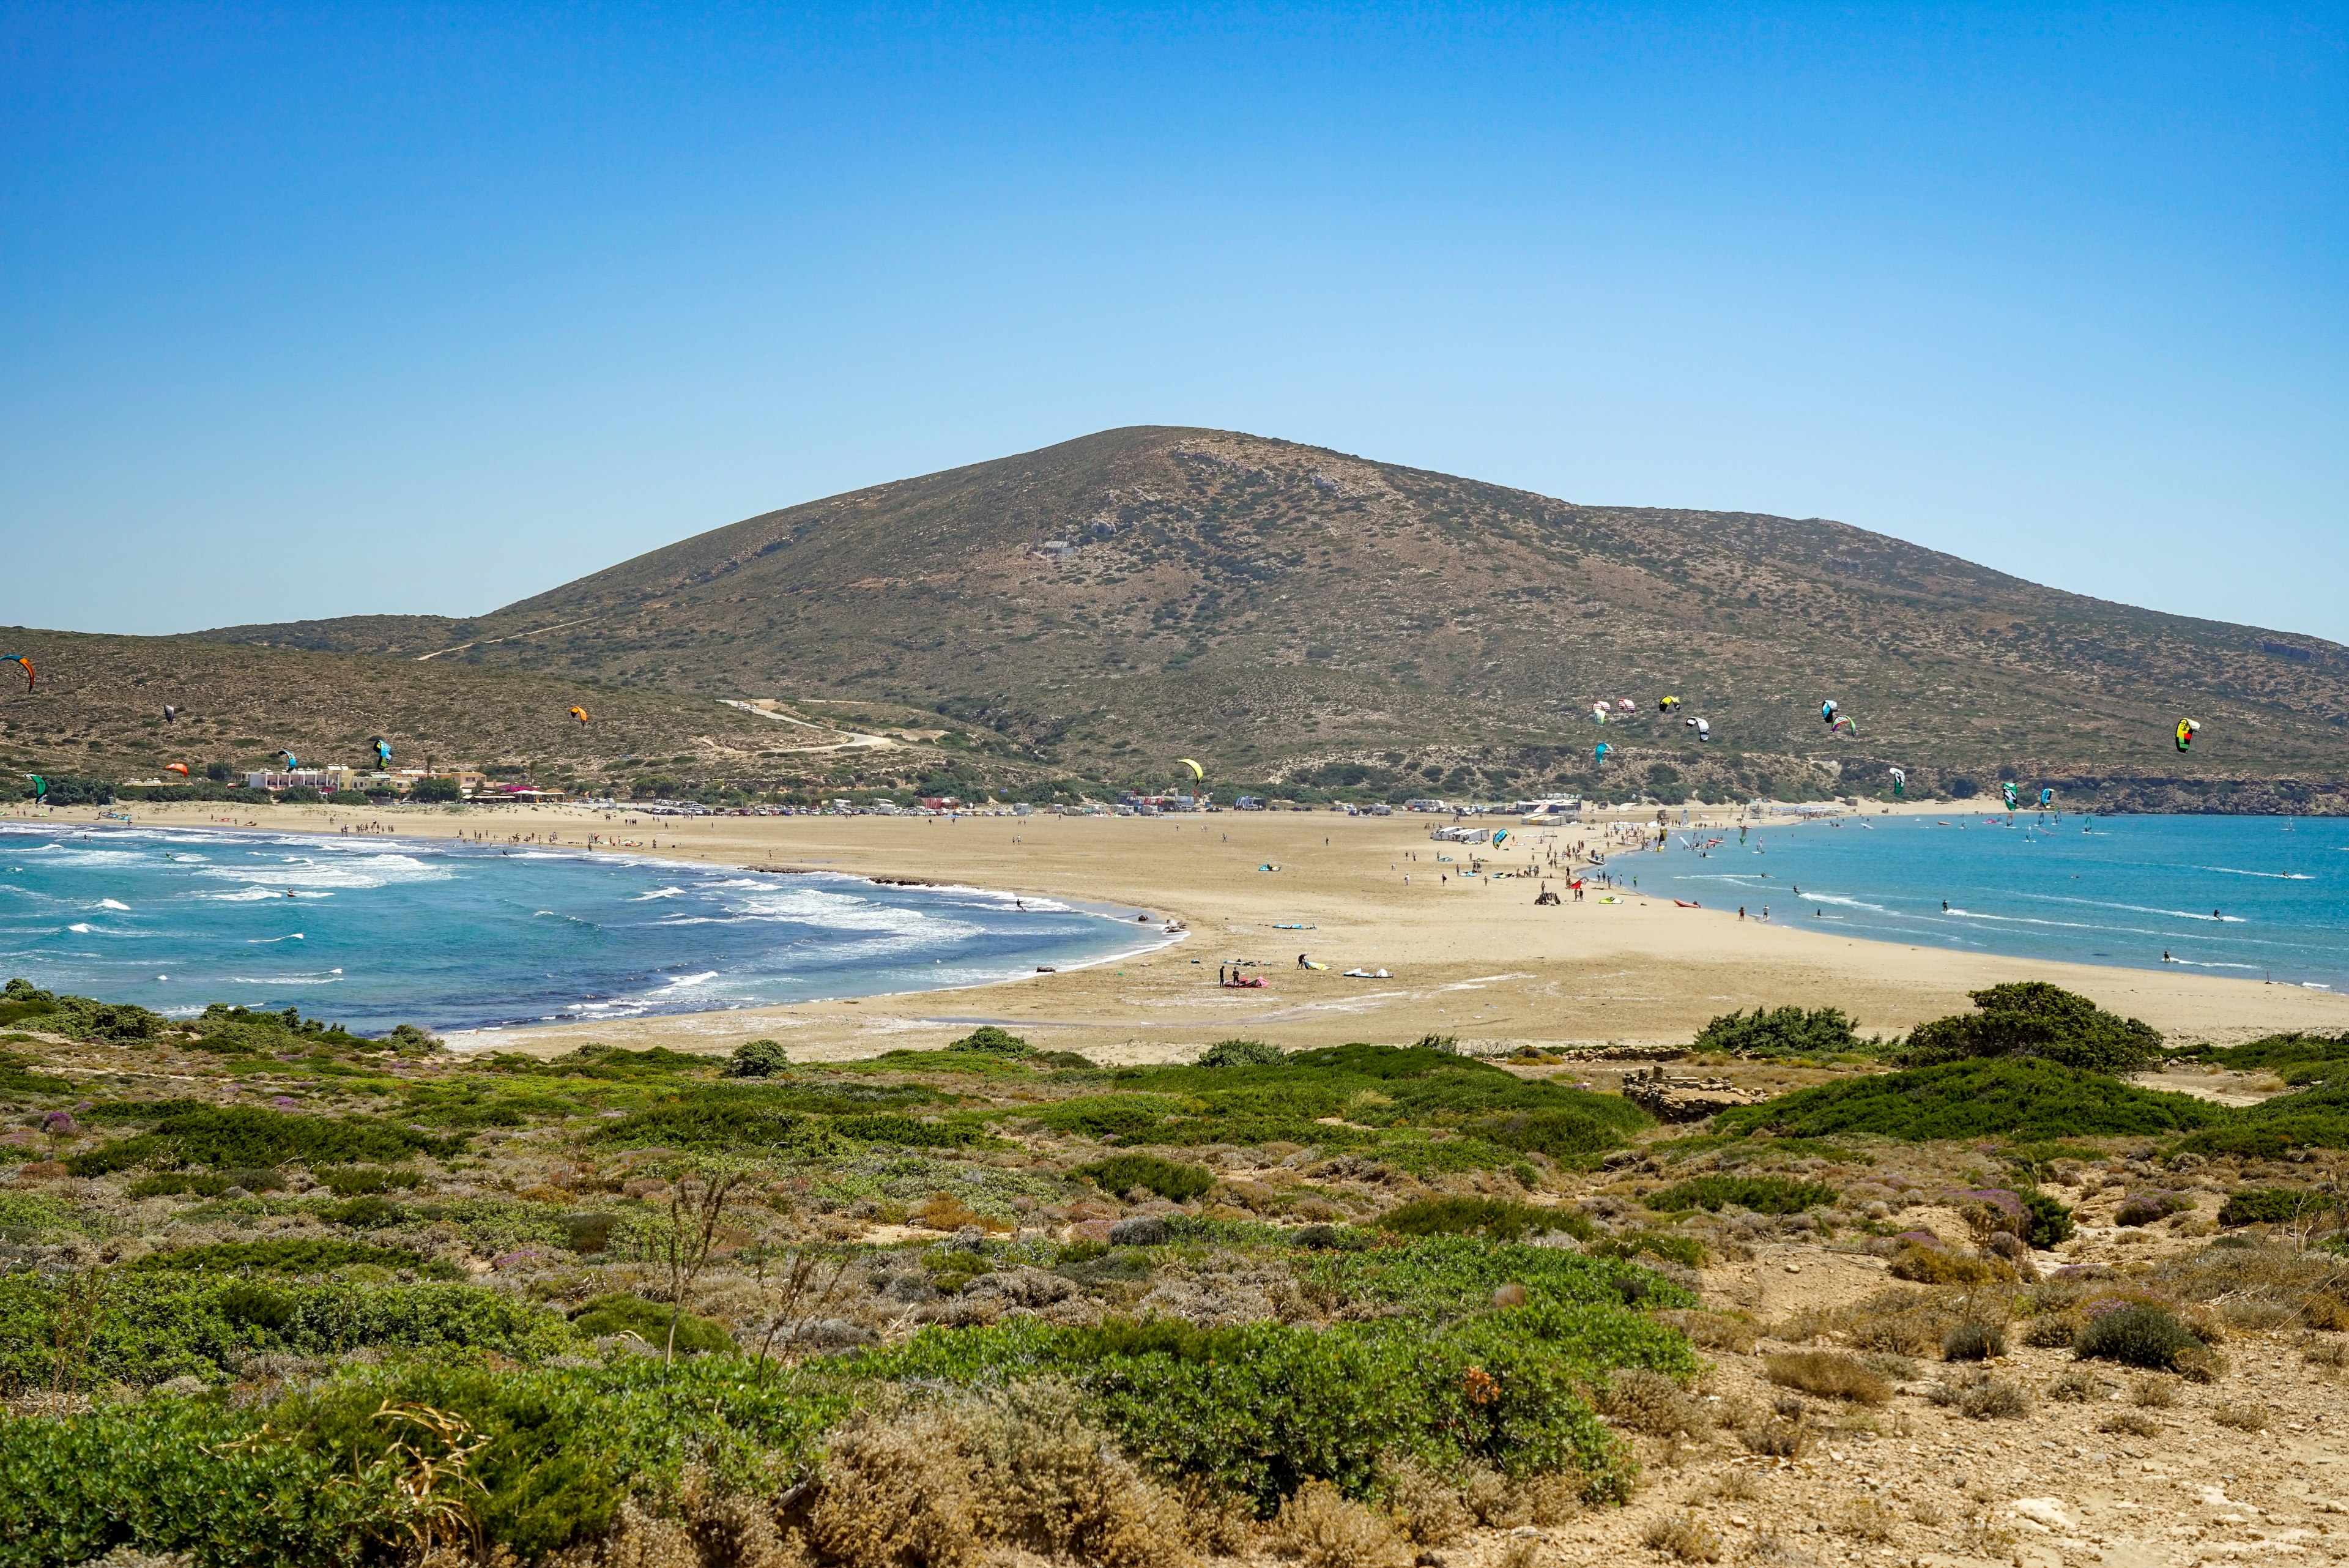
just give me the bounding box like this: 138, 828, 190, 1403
1591, 703, 1609, 724
2, 655, 32, 691
1176, 758, 1204, 780
570, 707, 590, 726
278, 751, 299, 770
2175, 718, 2200, 753
26, 775, 45, 801
1820, 700, 1837, 725
2040, 787, 2054, 808
164, 763, 189, 777
2002, 781, 2020, 811
163, 705, 178, 724
1594, 742, 1611, 764
1694, 718, 1710, 741
1830, 714, 1857, 736
1616, 699, 1635, 712
1658, 695, 1680, 715
372, 737, 392, 767
1888, 766, 1906, 796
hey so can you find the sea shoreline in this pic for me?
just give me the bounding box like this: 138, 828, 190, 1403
12, 798, 2345, 1064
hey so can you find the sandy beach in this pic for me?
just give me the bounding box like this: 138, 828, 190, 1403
40, 798, 2344, 1064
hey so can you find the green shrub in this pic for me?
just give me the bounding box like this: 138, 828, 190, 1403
309, 1165, 425, 1197
409, 776, 462, 803
1073, 1153, 1215, 1202
1374, 1196, 1589, 1243
2220, 1187, 2336, 1227
1693, 1006, 1867, 1058
0, 1275, 576, 1392
2175, 1030, 2349, 1074
831, 1113, 993, 1147
1591, 1232, 1709, 1268
1643, 1175, 1835, 1214
568, 1293, 735, 1355
128, 1239, 449, 1277
588, 1089, 831, 1153
2073, 1304, 2204, 1371
944, 1025, 1032, 1057
1197, 1038, 1287, 1067
722, 1038, 790, 1077
0, 1050, 70, 1096
1898, 982, 2162, 1073
1461, 1107, 1624, 1159
65, 1104, 456, 1176
2020, 1188, 2077, 1248
2178, 1081, 2349, 1156
1712, 1058, 2222, 1143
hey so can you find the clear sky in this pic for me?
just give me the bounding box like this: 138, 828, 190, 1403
4, 3, 2343, 641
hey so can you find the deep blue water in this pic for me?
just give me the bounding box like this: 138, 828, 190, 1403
0, 824, 1156, 1033
1650, 811, 2349, 993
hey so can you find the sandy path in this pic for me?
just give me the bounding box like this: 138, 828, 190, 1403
29, 800, 2349, 1061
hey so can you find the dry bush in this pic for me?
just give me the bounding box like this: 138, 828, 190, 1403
1861, 1353, 1919, 1380
1270, 1480, 1412, 1568
2021, 1313, 2079, 1348
2150, 1241, 2347, 1333
1940, 1321, 2006, 1362
1908, 1499, 1947, 1527
1173, 1479, 1255, 1558
2131, 1377, 2178, 1408
1601, 1369, 1713, 1436
1657, 1308, 1757, 1354
2303, 1334, 2349, 1369
1740, 1421, 1810, 1458
1375, 1454, 1470, 1545
908, 1194, 1006, 1234
1784, 1285, 2014, 1358
1888, 1243, 2011, 1286
1839, 1499, 1898, 1542
1516, 1472, 1584, 1526
1457, 1462, 1522, 1528
1495, 1542, 1542, 1568
2211, 1401, 2269, 1432
1770, 1393, 1806, 1421
804, 1388, 1193, 1568
1931, 1372, 2031, 1420
805, 1406, 981, 1568
2045, 1364, 2101, 1402
1712, 1394, 1761, 1430
1704, 1468, 1762, 1502
2305, 1294, 2349, 1332
1762, 1351, 1891, 1405
1642, 1513, 1725, 1562
2099, 1410, 2161, 1437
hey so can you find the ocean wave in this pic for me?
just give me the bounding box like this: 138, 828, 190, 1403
245, 934, 306, 943
2014, 893, 2246, 923
2166, 959, 2262, 970
629, 886, 687, 901
229, 972, 343, 984
198, 853, 449, 891
95, 899, 130, 910
2195, 866, 2314, 880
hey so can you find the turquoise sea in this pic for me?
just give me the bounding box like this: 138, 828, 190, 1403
1651, 811, 2349, 994
0, 824, 1159, 1033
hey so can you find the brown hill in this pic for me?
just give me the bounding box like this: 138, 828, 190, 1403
0, 630, 907, 794
184, 426, 2349, 808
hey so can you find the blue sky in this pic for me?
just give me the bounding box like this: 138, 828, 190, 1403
3, 3, 2343, 641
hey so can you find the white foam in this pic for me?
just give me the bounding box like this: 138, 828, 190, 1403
198, 853, 450, 892
629, 886, 686, 901
2196, 866, 2314, 880
95, 898, 130, 910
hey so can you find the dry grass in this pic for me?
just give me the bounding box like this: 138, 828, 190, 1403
2211, 1401, 2270, 1432
1600, 1369, 1713, 1437
1780, 1285, 2015, 1358
2131, 1377, 2178, 1408
2303, 1334, 2349, 1369
1270, 1480, 1411, 1568
1931, 1372, 2032, 1421
1761, 1351, 1891, 1405
2021, 1313, 2080, 1348
1908, 1499, 1947, 1527
2099, 1410, 2161, 1438
1642, 1513, 1725, 1562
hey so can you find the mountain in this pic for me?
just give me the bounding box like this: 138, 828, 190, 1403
171, 425, 2349, 810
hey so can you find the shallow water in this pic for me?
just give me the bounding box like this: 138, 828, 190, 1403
1647, 811, 2349, 992
0, 825, 1159, 1033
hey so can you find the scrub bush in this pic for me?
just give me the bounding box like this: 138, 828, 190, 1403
1713, 1058, 2221, 1143
2180, 1081, 2349, 1156
1074, 1153, 1215, 1202
1643, 1175, 1836, 1214
569, 1292, 735, 1355
1196, 1038, 1286, 1067
2073, 1304, 2205, 1371
1941, 1321, 2007, 1361
722, 1038, 790, 1077
944, 1025, 1033, 1057
1762, 1351, 1892, 1404
1375, 1196, 1586, 1243
1693, 1005, 1866, 1059
1898, 982, 2162, 1072
127, 1239, 450, 1277
65, 1104, 456, 1176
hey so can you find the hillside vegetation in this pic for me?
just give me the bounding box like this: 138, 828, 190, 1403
188, 426, 2349, 809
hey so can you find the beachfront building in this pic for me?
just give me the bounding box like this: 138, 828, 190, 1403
242, 767, 359, 793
